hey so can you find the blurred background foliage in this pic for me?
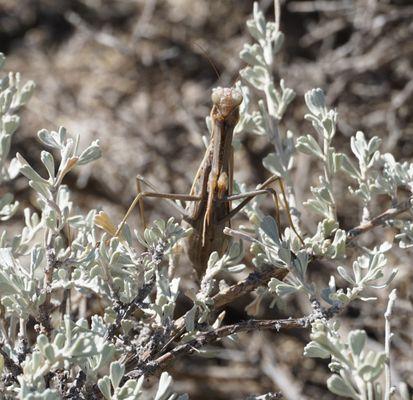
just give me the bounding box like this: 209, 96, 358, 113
0, 0, 412, 398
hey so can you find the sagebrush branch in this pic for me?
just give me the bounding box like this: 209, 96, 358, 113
0, 345, 23, 381
172, 264, 288, 334
127, 299, 344, 380
38, 242, 59, 336
105, 276, 155, 341
166, 196, 410, 358
127, 315, 311, 379
212, 265, 288, 309
347, 197, 412, 238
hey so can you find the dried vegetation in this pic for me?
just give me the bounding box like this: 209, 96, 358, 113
1, 0, 412, 398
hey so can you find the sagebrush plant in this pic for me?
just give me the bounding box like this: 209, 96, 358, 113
0, 2, 411, 399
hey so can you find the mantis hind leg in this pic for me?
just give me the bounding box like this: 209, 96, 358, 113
276, 178, 304, 244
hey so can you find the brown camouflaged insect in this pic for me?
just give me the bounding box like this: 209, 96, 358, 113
97, 86, 300, 277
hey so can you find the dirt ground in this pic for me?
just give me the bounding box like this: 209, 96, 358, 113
1, 0, 412, 398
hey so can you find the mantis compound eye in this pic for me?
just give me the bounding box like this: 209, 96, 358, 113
211, 87, 224, 105
230, 89, 243, 106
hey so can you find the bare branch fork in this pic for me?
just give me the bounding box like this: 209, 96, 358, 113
105, 276, 156, 341
126, 302, 340, 380
168, 264, 289, 341
105, 241, 168, 341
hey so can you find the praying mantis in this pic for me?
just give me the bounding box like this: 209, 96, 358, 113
95, 86, 302, 277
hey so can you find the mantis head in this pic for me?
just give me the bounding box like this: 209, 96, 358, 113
211, 87, 243, 119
